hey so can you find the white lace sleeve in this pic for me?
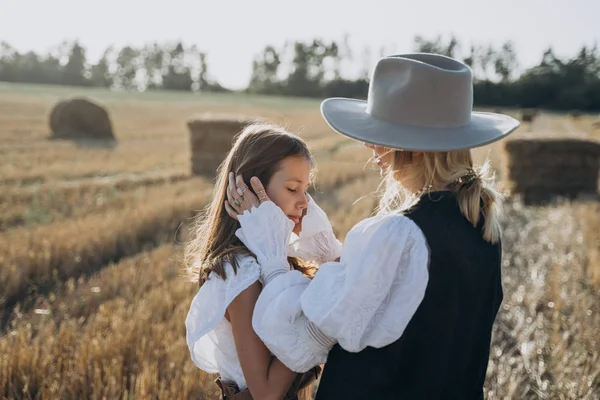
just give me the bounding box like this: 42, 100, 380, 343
235, 201, 294, 284
235, 201, 293, 264
185, 256, 260, 372
252, 270, 335, 373
289, 229, 342, 265
302, 214, 430, 352
288, 195, 342, 265
252, 214, 430, 371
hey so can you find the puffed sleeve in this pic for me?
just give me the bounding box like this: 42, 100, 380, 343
185, 255, 260, 373
250, 213, 430, 372
288, 194, 342, 265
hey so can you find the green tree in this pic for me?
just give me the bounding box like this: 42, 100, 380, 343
0, 42, 20, 82
161, 42, 194, 91
89, 46, 114, 87
494, 41, 518, 81
62, 41, 88, 86
413, 35, 460, 57
115, 46, 140, 90
248, 45, 282, 93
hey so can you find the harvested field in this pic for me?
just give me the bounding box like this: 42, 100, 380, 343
1, 83, 598, 399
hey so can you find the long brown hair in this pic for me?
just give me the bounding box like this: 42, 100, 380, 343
378, 149, 503, 244
186, 122, 316, 285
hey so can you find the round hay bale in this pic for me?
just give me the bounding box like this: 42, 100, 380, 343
49, 98, 115, 141
49, 100, 69, 134
187, 114, 263, 177
503, 138, 600, 205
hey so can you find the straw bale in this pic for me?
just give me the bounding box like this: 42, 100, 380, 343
49, 98, 115, 140
503, 137, 600, 204
187, 114, 262, 177
505, 138, 600, 158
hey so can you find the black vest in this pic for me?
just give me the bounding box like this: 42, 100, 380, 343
315, 192, 503, 400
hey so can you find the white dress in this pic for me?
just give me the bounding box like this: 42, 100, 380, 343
185, 196, 342, 390
235, 202, 431, 373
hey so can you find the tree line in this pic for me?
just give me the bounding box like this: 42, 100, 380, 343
1, 35, 599, 111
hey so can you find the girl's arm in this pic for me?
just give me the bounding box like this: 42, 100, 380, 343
227, 281, 297, 400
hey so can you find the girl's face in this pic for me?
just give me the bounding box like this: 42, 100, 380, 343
266, 156, 311, 234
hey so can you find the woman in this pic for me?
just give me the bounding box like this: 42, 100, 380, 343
185, 123, 341, 399
225, 53, 520, 399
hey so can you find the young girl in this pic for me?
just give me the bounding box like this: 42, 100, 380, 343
185, 123, 341, 400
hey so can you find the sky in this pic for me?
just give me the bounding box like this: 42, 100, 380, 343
1, 0, 599, 89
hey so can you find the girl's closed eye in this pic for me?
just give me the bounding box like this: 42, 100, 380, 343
288, 188, 309, 195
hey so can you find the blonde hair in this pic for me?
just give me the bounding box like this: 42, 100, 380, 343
185, 123, 316, 286
376, 149, 503, 244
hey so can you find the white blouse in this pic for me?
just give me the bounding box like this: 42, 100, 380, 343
185, 257, 260, 389
237, 202, 431, 373
185, 196, 342, 389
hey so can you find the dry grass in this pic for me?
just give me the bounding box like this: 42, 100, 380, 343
486, 200, 600, 399
0, 172, 191, 230
0, 91, 331, 185
0, 84, 598, 399
0, 178, 212, 316
578, 202, 600, 289
0, 138, 191, 185
1, 244, 215, 400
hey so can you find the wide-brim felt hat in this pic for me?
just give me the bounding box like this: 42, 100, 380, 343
321, 53, 520, 151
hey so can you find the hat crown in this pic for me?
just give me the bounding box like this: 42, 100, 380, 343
366, 54, 474, 129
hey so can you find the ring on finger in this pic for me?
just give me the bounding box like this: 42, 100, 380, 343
237, 186, 248, 196
233, 197, 242, 207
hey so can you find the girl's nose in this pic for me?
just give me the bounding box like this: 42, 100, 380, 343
298, 192, 309, 209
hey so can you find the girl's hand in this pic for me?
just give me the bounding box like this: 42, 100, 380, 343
224, 173, 269, 220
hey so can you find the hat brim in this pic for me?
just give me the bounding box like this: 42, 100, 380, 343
321, 98, 520, 152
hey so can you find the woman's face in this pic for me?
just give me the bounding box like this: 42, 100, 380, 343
266, 156, 311, 234
364, 142, 394, 173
